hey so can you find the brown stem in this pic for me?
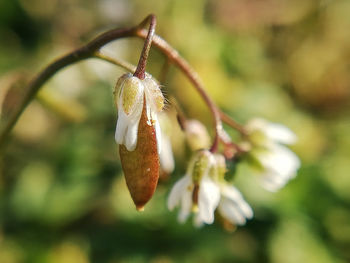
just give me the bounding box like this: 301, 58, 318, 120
134, 14, 156, 80
135, 29, 222, 153
219, 110, 247, 136
0, 15, 223, 151
169, 97, 187, 131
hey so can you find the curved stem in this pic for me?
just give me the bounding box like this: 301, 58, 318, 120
219, 110, 247, 136
134, 14, 156, 79
0, 15, 222, 151
135, 29, 222, 153
158, 58, 171, 85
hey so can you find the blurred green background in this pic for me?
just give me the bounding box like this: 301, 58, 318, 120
1, 0, 350, 262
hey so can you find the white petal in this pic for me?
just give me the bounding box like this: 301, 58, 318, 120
220, 184, 253, 219
115, 88, 144, 150
115, 110, 128, 145
124, 117, 141, 151
178, 187, 193, 223
154, 116, 162, 155
263, 122, 297, 145
218, 199, 246, 225
256, 144, 300, 191
259, 144, 300, 178
159, 134, 175, 173
261, 170, 288, 186
167, 175, 191, 211
260, 174, 287, 192
198, 177, 220, 224
220, 184, 243, 201
124, 99, 144, 151
247, 118, 297, 145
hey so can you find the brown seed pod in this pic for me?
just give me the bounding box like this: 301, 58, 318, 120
119, 100, 160, 211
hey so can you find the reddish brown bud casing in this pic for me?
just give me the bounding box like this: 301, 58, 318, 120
119, 101, 160, 211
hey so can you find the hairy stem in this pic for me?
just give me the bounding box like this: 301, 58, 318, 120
134, 15, 156, 79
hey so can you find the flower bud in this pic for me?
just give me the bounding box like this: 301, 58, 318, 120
184, 119, 211, 151
114, 74, 165, 210
114, 74, 144, 151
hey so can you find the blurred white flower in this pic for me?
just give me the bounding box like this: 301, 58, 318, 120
217, 183, 253, 226
245, 118, 301, 192
184, 119, 211, 151
158, 113, 175, 174
167, 150, 220, 225
114, 73, 164, 152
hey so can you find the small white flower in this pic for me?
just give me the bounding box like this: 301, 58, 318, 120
114, 73, 164, 152
246, 118, 297, 145
245, 118, 301, 192
168, 151, 253, 228
193, 154, 253, 227
167, 150, 220, 225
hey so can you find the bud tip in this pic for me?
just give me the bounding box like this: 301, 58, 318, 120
136, 205, 145, 212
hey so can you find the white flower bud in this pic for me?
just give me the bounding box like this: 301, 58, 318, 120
114, 74, 165, 153
114, 73, 144, 151
184, 119, 211, 151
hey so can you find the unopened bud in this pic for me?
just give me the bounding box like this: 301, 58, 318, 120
114, 73, 164, 211
185, 119, 211, 151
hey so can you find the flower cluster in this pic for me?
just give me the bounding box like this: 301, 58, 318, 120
110, 15, 300, 228
166, 118, 300, 228
114, 72, 300, 227
168, 150, 253, 227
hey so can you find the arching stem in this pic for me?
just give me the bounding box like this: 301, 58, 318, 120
0, 14, 230, 152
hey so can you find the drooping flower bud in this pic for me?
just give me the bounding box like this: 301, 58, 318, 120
114, 73, 144, 151
114, 73, 165, 210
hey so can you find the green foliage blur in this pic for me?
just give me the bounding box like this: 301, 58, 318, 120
1, 0, 350, 262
